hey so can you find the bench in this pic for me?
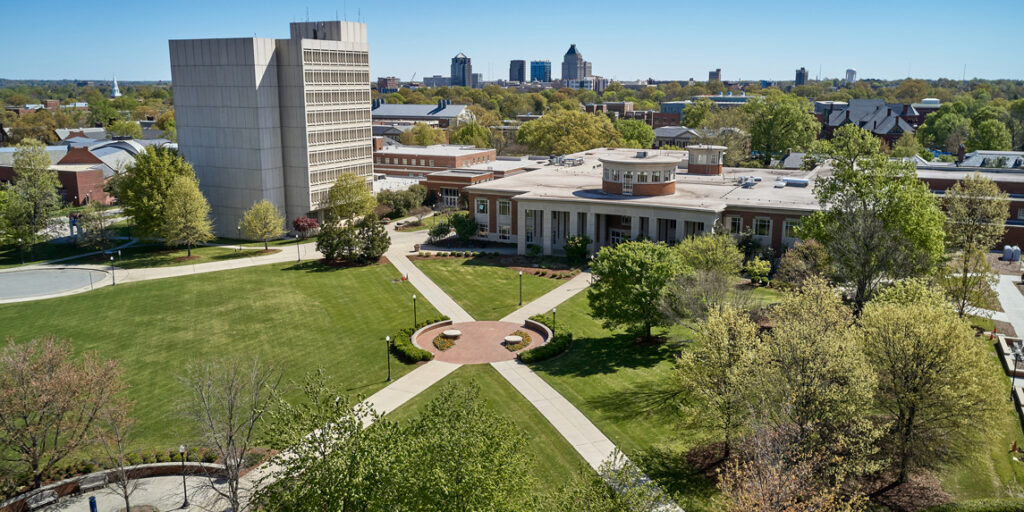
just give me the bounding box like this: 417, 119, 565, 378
504, 335, 523, 344
442, 329, 462, 339
26, 490, 58, 510
79, 473, 108, 492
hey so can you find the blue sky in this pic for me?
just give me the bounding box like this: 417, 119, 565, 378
3, 0, 1021, 82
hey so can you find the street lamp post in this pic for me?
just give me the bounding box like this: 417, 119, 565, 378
110, 255, 116, 286
296, 235, 302, 262
385, 336, 392, 382
179, 444, 189, 508
552, 307, 557, 336
17, 238, 23, 265
413, 294, 418, 328
519, 271, 523, 306
237, 224, 242, 252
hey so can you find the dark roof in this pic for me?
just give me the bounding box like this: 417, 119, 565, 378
565, 44, 579, 56
653, 126, 697, 138
826, 99, 916, 135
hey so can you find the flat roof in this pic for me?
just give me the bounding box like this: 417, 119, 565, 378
375, 144, 493, 157
428, 169, 491, 178
464, 158, 545, 172
599, 153, 682, 165
465, 147, 821, 213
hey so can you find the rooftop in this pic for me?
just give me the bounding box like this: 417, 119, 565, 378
375, 144, 493, 157
464, 157, 545, 173
465, 147, 821, 213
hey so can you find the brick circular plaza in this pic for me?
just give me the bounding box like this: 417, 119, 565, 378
415, 321, 548, 364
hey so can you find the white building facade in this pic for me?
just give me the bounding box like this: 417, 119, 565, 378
169, 21, 372, 235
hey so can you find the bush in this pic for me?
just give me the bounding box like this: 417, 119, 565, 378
433, 334, 455, 351
527, 244, 542, 258
141, 452, 154, 464
921, 499, 1024, 512
389, 316, 449, 363
563, 235, 592, 266
519, 332, 573, 363
156, 451, 169, 463
202, 450, 218, 463
126, 453, 142, 465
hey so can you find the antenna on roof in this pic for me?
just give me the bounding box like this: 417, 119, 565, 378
305, 7, 309, 21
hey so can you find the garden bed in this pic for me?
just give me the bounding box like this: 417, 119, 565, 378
432, 333, 455, 351
502, 330, 532, 352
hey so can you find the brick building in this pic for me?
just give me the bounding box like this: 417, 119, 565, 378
373, 143, 496, 178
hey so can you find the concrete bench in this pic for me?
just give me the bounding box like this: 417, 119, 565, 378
26, 490, 58, 510
79, 473, 108, 492
504, 335, 523, 344
442, 329, 462, 339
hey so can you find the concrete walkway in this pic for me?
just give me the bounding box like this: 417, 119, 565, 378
384, 222, 474, 323
500, 271, 592, 323
361, 360, 462, 423
491, 359, 618, 471
38, 475, 215, 512
996, 275, 1024, 337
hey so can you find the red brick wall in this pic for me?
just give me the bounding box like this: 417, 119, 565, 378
466, 192, 518, 235
602, 181, 623, 194
62, 170, 111, 205
632, 182, 675, 196
723, 209, 806, 251
688, 163, 722, 175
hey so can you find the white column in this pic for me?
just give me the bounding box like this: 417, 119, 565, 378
675, 217, 685, 242
586, 212, 597, 252
630, 215, 640, 241
542, 209, 553, 255
648, 216, 658, 241
517, 206, 527, 255
569, 209, 579, 238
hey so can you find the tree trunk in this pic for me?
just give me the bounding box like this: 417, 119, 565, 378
264, 240, 269, 251
187, 244, 192, 257
124, 494, 131, 512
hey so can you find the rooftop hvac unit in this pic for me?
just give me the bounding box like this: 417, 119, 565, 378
636, 151, 648, 158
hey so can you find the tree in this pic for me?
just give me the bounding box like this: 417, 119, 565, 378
698, 107, 753, 166
890, 132, 927, 159
292, 216, 319, 239
87, 100, 119, 127
860, 281, 1002, 483
677, 232, 743, 276
614, 119, 655, 148
95, 398, 139, 512
240, 199, 286, 250
183, 359, 279, 512
160, 175, 213, 256
967, 118, 1013, 151
809, 124, 880, 172
942, 173, 1008, 316
324, 173, 374, 223
107, 119, 142, 139
775, 239, 831, 289
9, 110, 57, 144
110, 146, 196, 237
0, 337, 124, 489
675, 305, 758, 459
799, 156, 945, 312
517, 109, 623, 154
76, 200, 110, 249
449, 122, 492, 148
588, 241, 682, 339
356, 213, 390, 262
5, 140, 61, 256
754, 279, 880, 481
683, 97, 713, 127
449, 211, 479, 244
410, 205, 432, 223
927, 113, 972, 153
316, 223, 360, 262
399, 122, 447, 146
746, 92, 819, 164
563, 235, 592, 267
744, 257, 771, 285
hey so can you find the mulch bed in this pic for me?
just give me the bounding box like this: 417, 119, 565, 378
988, 252, 1023, 276
407, 253, 581, 280
632, 335, 667, 346
502, 330, 532, 352
861, 471, 952, 512
995, 320, 1017, 337
432, 333, 454, 351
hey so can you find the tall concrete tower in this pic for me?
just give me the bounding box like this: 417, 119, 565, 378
451, 53, 472, 87
170, 21, 372, 235
561, 44, 591, 81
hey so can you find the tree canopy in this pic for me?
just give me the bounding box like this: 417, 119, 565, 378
588, 240, 682, 338
746, 92, 819, 164
110, 147, 196, 237
449, 122, 492, 148
614, 119, 655, 148
517, 109, 622, 155
399, 123, 447, 146
324, 173, 375, 223
159, 175, 213, 256
240, 199, 286, 250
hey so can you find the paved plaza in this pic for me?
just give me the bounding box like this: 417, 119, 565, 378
415, 320, 547, 364
0, 268, 109, 303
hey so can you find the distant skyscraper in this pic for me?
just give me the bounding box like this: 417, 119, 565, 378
530, 61, 551, 82
471, 73, 482, 88
451, 52, 472, 87
795, 67, 809, 86
509, 60, 526, 82
170, 21, 372, 236
561, 44, 591, 81
845, 68, 857, 85
708, 68, 721, 82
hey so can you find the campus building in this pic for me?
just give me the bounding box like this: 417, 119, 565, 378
169, 21, 373, 235
372, 142, 496, 178
464, 147, 817, 256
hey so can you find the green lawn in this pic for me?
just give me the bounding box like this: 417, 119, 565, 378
412, 257, 565, 320
527, 291, 716, 510
396, 212, 453, 232
211, 236, 312, 249
0, 261, 439, 451
107, 244, 282, 269
386, 364, 589, 496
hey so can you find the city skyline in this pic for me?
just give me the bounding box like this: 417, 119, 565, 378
1, 0, 1021, 82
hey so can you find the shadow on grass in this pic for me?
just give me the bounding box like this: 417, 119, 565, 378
533, 333, 671, 378
636, 445, 718, 508
588, 381, 683, 422
280, 260, 344, 273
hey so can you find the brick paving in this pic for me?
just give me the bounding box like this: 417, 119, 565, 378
415, 321, 547, 364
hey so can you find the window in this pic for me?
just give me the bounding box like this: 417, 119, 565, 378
783, 219, 799, 239
401, 158, 407, 165
729, 216, 742, 234
612, 169, 620, 181
375, 157, 381, 163
651, 171, 660, 182
609, 229, 628, 245
498, 200, 511, 216
499, 225, 511, 240
1018, 208, 1024, 220
476, 198, 489, 214
429, 160, 435, 167
754, 218, 771, 237
621, 216, 632, 226
420, 159, 425, 166
478, 223, 489, 236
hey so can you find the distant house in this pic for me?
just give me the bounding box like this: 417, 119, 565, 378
818, 99, 917, 145
371, 99, 475, 128
652, 126, 698, 148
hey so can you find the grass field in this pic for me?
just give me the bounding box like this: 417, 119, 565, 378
412, 257, 565, 320
396, 212, 454, 232
386, 364, 589, 496
0, 261, 439, 451
109, 244, 281, 269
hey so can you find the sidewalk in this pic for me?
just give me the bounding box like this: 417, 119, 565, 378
996, 275, 1024, 337
500, 271, 591, 323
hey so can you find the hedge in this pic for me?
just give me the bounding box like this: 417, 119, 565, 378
518, 332, 572, 363
921, 499, 1024, 512
389, 316, 449, 363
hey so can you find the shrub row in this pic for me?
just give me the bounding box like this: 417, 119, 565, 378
389, 316, 449, 363
518, 332, 572, 363
922, 499, 1024, 512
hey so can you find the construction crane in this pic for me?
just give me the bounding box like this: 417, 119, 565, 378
410, 72, 417, 82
